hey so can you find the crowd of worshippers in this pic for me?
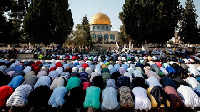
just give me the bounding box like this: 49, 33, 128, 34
0, 54, 200, 112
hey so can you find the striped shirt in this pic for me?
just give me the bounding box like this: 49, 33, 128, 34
6, 85, 32, 107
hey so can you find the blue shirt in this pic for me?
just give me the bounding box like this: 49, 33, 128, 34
8, 75, 24, 89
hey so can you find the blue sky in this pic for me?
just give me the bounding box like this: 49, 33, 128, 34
68, 0, 200, 32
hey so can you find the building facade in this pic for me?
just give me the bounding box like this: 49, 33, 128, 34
90, 12, 118, 44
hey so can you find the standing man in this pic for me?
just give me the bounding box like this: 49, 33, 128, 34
192, 46, 196, 55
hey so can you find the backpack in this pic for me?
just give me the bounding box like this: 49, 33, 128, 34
150, 86, 168, 108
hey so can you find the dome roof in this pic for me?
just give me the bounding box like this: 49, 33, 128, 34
90, 12, 111, 25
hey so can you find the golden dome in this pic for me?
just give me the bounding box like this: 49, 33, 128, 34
90, 12, 111, 25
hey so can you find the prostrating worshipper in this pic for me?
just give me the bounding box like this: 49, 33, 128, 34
50, 77, 65, 90
27, 86, 52, 112
6, 85, 32, 112
147, 86, 170, 110
34, 76, 51, 89
118, 86, 134, 111
60, 87, 85, 112
65, 76, 81, 91
7, 75, 24, 90
21, 75, 38, 88
163, 86, 184, 109
0, 71, 12, 87
83, 86, 101, 110
48, 86, 67, 110
132, 87, 151, 111
101, 87, 120, 111
177, 85, 200, 108
0, 86, 13, 111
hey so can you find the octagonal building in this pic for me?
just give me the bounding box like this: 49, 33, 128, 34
90, 12, 118, 44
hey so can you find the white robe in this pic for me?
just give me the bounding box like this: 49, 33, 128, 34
102, 87, 119, 110
177, 85, 200, 108
132, 87, 151, 111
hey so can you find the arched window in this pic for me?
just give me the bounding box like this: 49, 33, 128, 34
97, 34, 102, 39
92, 34, 96, 39
110, 34, 115, 40
104, 34, 109, 39
113, 35, 115, 40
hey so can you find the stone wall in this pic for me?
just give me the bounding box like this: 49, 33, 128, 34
3, 54, 36, 59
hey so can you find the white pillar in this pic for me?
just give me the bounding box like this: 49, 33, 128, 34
8, 44, 10, 49
129, 40, 132, 50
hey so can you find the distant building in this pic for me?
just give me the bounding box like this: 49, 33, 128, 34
90, 12, 118, 44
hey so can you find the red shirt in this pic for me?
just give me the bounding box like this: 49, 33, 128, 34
82, 82, 91, 91
155, 62, 162, 67
82, 63, 89, 69
0, 86, 13, 107
56, 62, 62, 67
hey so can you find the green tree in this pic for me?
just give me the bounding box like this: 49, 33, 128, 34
118, 12, 131, 45
198, 25, 200, 38
76, 16, 92, 47
0, 16, 14, 44
8, 0, 27, 43
72, 29, 88, 47
24, 0, 73, 45
0, 0, 13, 44
122, 0, 182, 44
179, 0, 199, 44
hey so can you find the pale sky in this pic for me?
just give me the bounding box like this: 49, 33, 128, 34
68, 0, 200, 32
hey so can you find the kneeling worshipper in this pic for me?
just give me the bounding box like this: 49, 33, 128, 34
146, 77, 162, 87
177, 85, 200, 108
7, 75, 24, 90
83, 86, 101, 110
27, 86, 52, 112
163, 86, 184, 108
34, 76, 52, 89
0, 71, 12, 87
118, 86, 134, 109
50, 77, 65, 90
147, 86, 170, 108
60, 87, 85, 112
101, 87, 119, 111
185, 77, 200, 96
65, 76, 81, 91
0, 86, 13, 110
6, 85, 32, 110
21, 75, 38, 88
132, 87, 151, 111
48, 86, 67, 108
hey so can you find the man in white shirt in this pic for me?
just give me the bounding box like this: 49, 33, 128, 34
101, 87, 120, 111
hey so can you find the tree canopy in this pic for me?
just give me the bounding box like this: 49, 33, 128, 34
122, 0, 182, 44
24, 0, 73, 45
72, 29, 88, 46
76, 16, 92, 46
118, 12, 131, 44
0, 0, 13, 44
179, 0, 199, 44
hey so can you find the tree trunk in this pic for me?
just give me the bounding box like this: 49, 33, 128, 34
24, 0, 29, 11
129, 39, 132, 50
